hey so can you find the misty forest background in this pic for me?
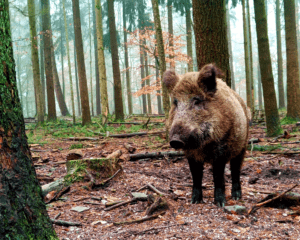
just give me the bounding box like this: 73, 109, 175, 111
9, 0, 300, 132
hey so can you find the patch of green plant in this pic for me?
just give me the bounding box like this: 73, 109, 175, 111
248, 144, 282, 151
64, 164, 87, 185
281, 117, 299, 125
69, 143, 84, 149
130, 124, 143, 133
116, 124, 126, 133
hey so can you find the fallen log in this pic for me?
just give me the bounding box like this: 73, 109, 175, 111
106, 131, 164, 138
129, 151, 185, 161
51, 219, 82, 226
42, 178, 65, 197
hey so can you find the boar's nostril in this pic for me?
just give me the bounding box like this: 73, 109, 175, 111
170, 139, 185, 149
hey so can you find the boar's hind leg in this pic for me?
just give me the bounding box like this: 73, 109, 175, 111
188, 158, 204, 204
230, 148, 245, 200
212, 160, 226, 207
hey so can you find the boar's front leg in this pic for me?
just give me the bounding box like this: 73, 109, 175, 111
187, 157, 204, 204
230, 148, 245, 200
212, 160, 226, 207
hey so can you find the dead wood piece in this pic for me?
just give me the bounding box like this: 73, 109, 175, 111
45, 186, 70, 204
106, 150, 122, 159
107, 131, 165, 138
64, 137, 99, 141
143, 117, 151, 128
146, 197, 167, 216
104, 199, 132, 211
113, 211, 166, 225
124, 143, 136, 153
37, 175, 54, 182
51, 219, 82, 226
54, 212, 62, 220
51, 161, 67, 165
105, 200, 124, 207
91, 197, 102, 201
85, 170, 96, 189
73, 197, 90, 202
94, 169, 122, 188
66, 150, 83, 160
30, 149, 46, 152
83, 201, 101, 205
248, 184, 298, 215
42, 179, 65, 197
147, 183, 168, 196
248, 138, 259, 144
129, 151, 185, 161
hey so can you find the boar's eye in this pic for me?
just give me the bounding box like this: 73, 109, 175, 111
192, 96, 204, 109
173, 98, 178, 106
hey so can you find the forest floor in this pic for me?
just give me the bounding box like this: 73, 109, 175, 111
26, 114, 300, 240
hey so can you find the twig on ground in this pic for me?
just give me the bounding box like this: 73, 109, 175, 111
247, 184, 298, 215
96, 169, 122, 187
54, 212, 61, 220
51, 219, 82, 226
147, 183, 168, 196
104, 199, 134, 211
113, 211, 166, 225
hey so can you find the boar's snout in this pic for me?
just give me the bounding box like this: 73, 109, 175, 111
170, 134, 185, 149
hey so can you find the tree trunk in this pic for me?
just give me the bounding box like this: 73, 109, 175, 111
92, 0, 101, 115
253, 0, 281, 136
122, 0, 133, 115
242, 0, 252, 109
51, 38, 70, 116
226, 4, 235, 90
192, 0, 231, 86
28, 0, 44, 123
139, 34, 147, 114
95, 0, 109, 121
185, 3, 193, 72
74, 46, 81, 115
284, 0, 300, 119
107, 0, 124, 121
155, 57, 163, 114
88, 1, 94, 116
42, 0, 56, 121
63, 0, 76, 124
276, 0, 285, 109
72, 0, 92, 125
151, 0, 170, 118
60, 4, 65, 100
0, 2, 57, 237
167, 0, 175, 70
144, 48, 152, 114
39, 0, 46, 114
258, 64, 263, 110
246, 0, 254, 111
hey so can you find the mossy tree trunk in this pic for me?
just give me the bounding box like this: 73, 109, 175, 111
72, 0, 91, 125
253, 0, 281, 136
28, 0, 44, 123
276, 0, 285, 109
151, 0, 170, 118
192, 0, 231, 86
74, 46, 81, 116
95, 0, 109, 121
122, 0, 133, 115
0, 1, 57, 238
107, 0, 124, 121
63, 0, 76, 123
284, 0, 300, 119
42, 0, 56, 121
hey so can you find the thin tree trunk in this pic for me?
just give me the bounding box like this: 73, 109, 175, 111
42, 0, 56, 121
74, 46, 81, 116
89, 0, 94, 116
253, 0, 281, 136
95, 0, 109, 121
72, 0, 92, 125
139, 32, 147, 114
144, 48, 152, 114
155, 57, 163, 114
63, 0, 76, 124
167, 0, 175, 70
185, 3, 193, 72
284, 0, 300, 119
28, 0, 44, 123
92, 0, 101, 115
60, 3, 65, 100
242, 0, 252, 109
107, 0, 124, 121
226, 4, 235, 90
192, 0, 231, 86
258, 64, 263, 110
276, 0, 285, 109
246, 0, 254, 111
123, 0, 133, 115
39, 0, 46, 114
151, 0, 170, 118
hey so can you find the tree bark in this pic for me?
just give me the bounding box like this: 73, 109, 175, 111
192, 0, 231, 86
276, 0, 285, 109
284, 0, 300, 119
145, 48, 152, 114
151, 0, 170, 118
74, 46, 81, 115
72, 0, 92, 125
42, 0, 56, 121
253, 0, 281, 136
167, 0, 175, 70
242, 0, 252, 109
107, 0, 124, 121
0, 1, 57, 237
88, 1, 94, 116
95, 0, 109, 121
122, 0, 133, 114
28, 0, 44, 123
185, 3, 193, 72
39, 0, 46, 114
258, 64, 263, 110
92, 0, 101, 115
63, 0, 76, 123
139, 31, 147, 114
226, 4, 235, 90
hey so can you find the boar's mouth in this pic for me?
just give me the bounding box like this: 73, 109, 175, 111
169, 123, 211, 150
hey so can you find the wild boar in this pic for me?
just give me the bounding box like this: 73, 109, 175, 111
163, 64, 250, 207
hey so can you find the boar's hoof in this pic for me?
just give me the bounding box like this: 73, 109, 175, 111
232, 190, 242, 200
191, 188, 203, 204
215, 188, 226, 207
170, 139, 185, 149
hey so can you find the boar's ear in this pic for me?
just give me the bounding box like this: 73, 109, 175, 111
198, 64, 223, 94
163, 70, 179, 92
